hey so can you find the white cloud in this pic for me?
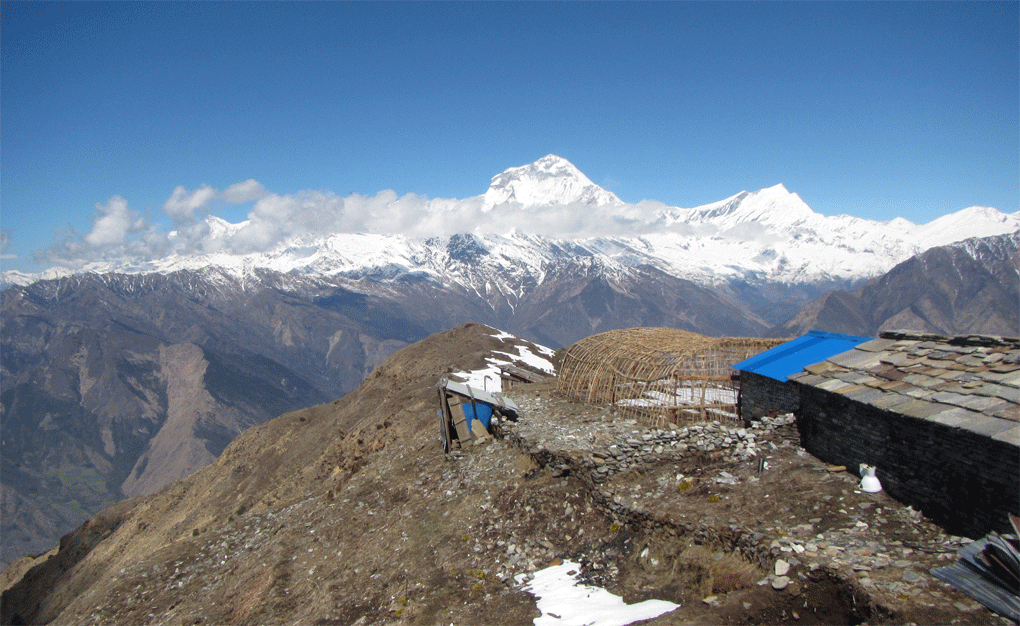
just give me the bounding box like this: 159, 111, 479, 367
30, 178, 691, 270
221, 179, 268, 203
162, 180, 268, 225
228, 190, 345, 253
85, 196, 146, 246
163, 185, 217, 222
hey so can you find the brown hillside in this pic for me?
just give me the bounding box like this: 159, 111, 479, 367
2, 323, 575, 625
773, 232, 1020, 338
2, 323, 1004, 626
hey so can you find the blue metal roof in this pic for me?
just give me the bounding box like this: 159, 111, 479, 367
731, 330, 873, 382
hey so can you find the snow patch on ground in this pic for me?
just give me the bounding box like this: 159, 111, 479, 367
518, 560, 679, 626
489, 329, 518, 342
450, 330, 556, 389
492, 347, 556, 374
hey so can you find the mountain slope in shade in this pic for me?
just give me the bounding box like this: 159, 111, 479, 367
0, 269, 435, 565
772, 232, 1020, 338
0, 324, 570, 625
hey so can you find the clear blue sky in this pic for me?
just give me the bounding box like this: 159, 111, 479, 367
2, 1, 1017, 272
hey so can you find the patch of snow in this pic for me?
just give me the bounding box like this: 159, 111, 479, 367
492, 347, 556, 375
451, 361, 504, 392
452, 352, 555, 390
449, 331, 555, 389
518, 560, 679, 626
489, 329, 517, 342
616, 387, 737, 407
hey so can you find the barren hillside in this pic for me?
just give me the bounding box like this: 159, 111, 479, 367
1, 324, 1006, 625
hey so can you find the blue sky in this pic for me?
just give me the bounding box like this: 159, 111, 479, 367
2, 1, 1017, 273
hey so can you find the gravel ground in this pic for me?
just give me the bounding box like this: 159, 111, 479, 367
490, 380, 1013, 625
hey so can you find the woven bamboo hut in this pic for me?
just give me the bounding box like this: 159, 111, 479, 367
557, 327, 786, 426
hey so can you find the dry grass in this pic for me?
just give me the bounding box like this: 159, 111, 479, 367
676, 544, 764, 595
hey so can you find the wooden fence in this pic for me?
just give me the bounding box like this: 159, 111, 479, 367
557, 327, 786, 426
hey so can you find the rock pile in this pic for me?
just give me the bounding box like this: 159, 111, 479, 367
504, 391, 795, 484
586, 415, 795, 483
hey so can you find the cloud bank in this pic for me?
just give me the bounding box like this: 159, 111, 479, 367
33, 180, 679, 269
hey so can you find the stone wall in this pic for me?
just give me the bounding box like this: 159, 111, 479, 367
739, 371, 799, 421
794, 384, 1019, 539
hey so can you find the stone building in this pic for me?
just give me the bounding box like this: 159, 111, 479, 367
789, 330, 1020, 538
731, 330, 871, 421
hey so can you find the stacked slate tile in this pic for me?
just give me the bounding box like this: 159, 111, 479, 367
931, 514, 1020, 622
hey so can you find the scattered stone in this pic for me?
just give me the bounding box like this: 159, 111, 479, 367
902, 570, 921, 583
771, 576, 790, 591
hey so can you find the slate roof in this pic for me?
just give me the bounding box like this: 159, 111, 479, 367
731, 330, 872, 382
789, 330, 1020, 446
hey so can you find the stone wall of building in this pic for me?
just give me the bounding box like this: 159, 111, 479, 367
739, 371, 799, 421
794, 384, 1019, 539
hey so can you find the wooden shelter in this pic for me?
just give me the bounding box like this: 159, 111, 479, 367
557, 327, 786, 426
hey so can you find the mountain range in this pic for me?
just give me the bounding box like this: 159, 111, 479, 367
774, 231, 1020, 338
1, 155, 1017, 566
5, 155, 1017, 304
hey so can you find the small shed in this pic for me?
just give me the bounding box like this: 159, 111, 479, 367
731, 330, 872, 420
437, 378, 520, 453
789, 330, 1020, 538
556, 327, 785, 426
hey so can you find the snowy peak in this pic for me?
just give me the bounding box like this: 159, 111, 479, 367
673, 183, 817, 229
482, 154, 621, 210
914, 206, 1020, 248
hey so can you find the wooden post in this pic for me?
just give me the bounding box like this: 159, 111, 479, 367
438, 386, 454, 454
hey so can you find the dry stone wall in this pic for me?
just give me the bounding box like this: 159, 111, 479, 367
794, 385, 1020, 539
738, 371, 799, 420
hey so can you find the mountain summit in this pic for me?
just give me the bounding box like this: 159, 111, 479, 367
482, 154, 622, 210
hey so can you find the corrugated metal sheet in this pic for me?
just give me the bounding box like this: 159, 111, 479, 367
440, 378, 520, 416
930, 524, 1020, 622
731, 330, 873, 382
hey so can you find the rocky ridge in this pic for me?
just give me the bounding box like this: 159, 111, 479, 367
2, 324, 1010, 625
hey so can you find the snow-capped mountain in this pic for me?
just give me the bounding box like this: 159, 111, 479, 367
482, 154, 622, 210
3, 155, 1018, 303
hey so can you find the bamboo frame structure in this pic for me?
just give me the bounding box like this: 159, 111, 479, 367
556, 327, 787, 427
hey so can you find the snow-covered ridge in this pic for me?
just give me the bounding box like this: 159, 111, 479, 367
3, 155, 1018, 292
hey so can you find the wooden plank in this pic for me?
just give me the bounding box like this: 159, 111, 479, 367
500, 363, 546, 383
438, 387, 454, 454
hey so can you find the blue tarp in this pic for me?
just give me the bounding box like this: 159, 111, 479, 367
731, 330, 873, 382
461, 402, 493, 433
